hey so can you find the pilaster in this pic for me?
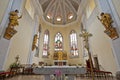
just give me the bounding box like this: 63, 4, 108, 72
97, 0, 120, 70
0, 0, 25, 70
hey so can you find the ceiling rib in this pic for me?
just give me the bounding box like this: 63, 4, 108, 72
39, 0, 81, 25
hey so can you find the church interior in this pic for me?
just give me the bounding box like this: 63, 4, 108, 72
0, 0, 120, 80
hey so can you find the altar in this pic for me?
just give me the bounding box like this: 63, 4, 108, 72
53, 51, 68, 66
33, 66, 86, 80
54, 60, 67, 66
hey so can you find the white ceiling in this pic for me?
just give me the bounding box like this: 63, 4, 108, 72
38, 0, 81, 25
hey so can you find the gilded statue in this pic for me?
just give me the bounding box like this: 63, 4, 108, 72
8, 10, 22, 28
97, 12, 119, 40
79, 29, 92, 49
33, 34, 38, 45
32, 34, 38, 50
97, 12, 113, 30
58, 51, 63, 60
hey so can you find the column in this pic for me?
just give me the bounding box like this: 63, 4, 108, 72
0, 0, 25, 70
97, 0, 120, 70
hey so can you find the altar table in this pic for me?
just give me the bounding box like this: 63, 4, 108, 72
33, 66, 86, 80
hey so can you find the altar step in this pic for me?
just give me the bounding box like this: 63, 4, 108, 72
77, 76, 116, 80
5, 75, 116, 80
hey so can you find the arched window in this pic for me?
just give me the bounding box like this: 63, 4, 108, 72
70, 30, 79, 57
54, 32, 63, 51
42, 30, 49, 57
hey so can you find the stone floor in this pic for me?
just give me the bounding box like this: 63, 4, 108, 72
5, 75, 116, 80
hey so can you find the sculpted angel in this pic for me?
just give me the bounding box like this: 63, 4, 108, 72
8, 10, 22, 28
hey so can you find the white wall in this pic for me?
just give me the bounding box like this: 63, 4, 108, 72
4, 8, 35, 70
85, 6, 118, 74
112, 0, 120, 17
0, 0, 9, 23
0, 0, 26, 70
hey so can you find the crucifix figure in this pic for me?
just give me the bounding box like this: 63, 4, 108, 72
79, 29, 95, 80
80, 29, 92, 50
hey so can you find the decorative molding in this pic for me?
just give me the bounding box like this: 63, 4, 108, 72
3, 27, 17, 40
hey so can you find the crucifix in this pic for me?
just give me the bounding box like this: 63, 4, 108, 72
79, 29, 95, 80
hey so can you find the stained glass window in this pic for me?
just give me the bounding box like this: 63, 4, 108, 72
42, 30, 49, 57
54, 32, 63, 51
70, 30, 79, 57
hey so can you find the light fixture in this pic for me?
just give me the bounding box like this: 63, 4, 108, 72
56, 16, 61, 21
68, 13, 73, 19
47, 14, 51, 19
69, 15, 73, 19
47, 15, 50, 19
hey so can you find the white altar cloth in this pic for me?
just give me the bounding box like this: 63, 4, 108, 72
33, 66, 86, 80
34, 66, 86, 74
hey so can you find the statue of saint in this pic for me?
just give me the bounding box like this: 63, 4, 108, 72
33, 34, 38, 45
8, 10, 22, 28
32, 34, 38, 50
97, 12, 113, 30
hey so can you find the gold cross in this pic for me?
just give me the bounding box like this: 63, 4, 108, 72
79, 29, 92, 49
79, 29, 95, 80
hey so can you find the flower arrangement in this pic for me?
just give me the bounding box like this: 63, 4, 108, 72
10, 55, 21, 68
54, 69, 62, 77
10, 62, 21, 68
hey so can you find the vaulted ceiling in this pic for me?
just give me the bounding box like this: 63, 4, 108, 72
38, 0, 81, 25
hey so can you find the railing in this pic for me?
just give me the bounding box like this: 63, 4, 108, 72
83, 68, 114, 80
